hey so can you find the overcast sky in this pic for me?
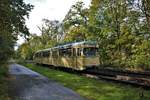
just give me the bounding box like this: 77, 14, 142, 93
16, 0, 91, 45
25, 0, 91, 35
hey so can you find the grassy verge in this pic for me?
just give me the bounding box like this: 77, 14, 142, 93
22, 63, 150, 100
0, 64, 9, 100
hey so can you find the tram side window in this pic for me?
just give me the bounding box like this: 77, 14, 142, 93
37, 53, 41, 58
73, 48, 76, 56
49, 51, 52, 57
52, 50, 58, 58
42, 51, 50, 57
59, 49, 65, 56
77, 48, 82, 56
40, 52, 43, 57
66, 48, 72, 56
59, 48, 72, 57
35, 53, 38, 58
37, 52, 41, 58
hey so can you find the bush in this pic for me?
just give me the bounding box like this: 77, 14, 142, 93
133, 54, 150, 70
0, 64, 9, 99
0, 64, 8, 78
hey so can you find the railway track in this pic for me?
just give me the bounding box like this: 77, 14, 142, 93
82, 68, 150, 89
85, 68, 150, 78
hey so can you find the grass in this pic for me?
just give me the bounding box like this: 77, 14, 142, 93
0, 64, 9, 100
22, 63, 150, 100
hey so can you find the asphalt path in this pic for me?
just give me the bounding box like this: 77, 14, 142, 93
8, 64, 86, 100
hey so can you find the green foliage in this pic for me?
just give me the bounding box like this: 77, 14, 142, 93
0, 64, 8, 77
0, 64, 9, 99
0, 0, 33, 63
130, 40, 150, 69
0, 32, 14, 63
87, 0, 150, 69
0, 78, 8, 100
63, 1, 89, 42
17, 19, 63, 60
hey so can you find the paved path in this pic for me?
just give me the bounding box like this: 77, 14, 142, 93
8, 64, 86, 100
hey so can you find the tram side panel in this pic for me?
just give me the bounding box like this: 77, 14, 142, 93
58, 48, 75, 69
55, 47, 83, 70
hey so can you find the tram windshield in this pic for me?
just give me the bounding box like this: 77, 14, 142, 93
83, 47, 98, 56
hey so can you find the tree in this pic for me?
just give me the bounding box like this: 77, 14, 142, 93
0, 0, 33, 64
18, 19, 64, 60
63, 1, 89, 42
38, 19, 63, 47
139, 0, 150, 29
88, 0, 150, 68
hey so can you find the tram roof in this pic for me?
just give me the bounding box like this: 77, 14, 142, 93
35, 41, 97, 53
57, 41, 97, 48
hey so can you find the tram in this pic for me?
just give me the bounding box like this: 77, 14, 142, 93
33, 41, 100, 70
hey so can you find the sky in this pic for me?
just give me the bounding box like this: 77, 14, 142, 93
16, 0, 91, 46
25, 0, 91, 35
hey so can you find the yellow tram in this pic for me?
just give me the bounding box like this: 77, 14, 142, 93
33, 41, 100, 70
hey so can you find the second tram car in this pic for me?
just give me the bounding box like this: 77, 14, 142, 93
33, 41, 100, 70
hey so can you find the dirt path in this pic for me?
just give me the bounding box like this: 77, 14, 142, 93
8, 64, 86, 100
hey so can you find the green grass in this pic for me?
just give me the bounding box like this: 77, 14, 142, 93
22, 63, 150, 100
0, 64, 9, 100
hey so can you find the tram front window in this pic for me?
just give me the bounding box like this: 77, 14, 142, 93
83, 47, 98, 56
